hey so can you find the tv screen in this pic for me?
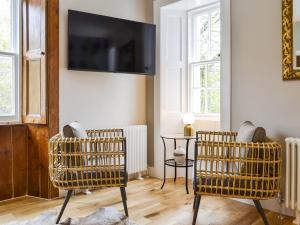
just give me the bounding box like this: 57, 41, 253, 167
68, 10, 156, 75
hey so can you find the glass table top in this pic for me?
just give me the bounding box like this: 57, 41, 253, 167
161, 133, 197, 140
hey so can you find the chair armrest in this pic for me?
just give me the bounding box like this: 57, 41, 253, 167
86, 128, 124, 138
196, 131, 238, 142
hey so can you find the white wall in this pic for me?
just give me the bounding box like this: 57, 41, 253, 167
232, 0, 300, 215
232, 0, 300, 148
59, 0, 152, 129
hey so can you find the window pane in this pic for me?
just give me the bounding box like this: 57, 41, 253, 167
195, 14, 209, 41
192, 64, 206, 88
0, 0, 12, 52
193, 89, 200, 113
192, 65, 200, 88
0, 55, 14, 115
190, 7, 221, 116
200, 64, 206, 88
192, 89, 206, 114
210, 10, 221, 59
207, 62, 220, 88
194, 14, 209, 61
193, 89, 206, 113
200, 89, 206, 113
207, 89, 220, 113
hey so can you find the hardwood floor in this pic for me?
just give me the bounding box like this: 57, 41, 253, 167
0, 178, 294, 225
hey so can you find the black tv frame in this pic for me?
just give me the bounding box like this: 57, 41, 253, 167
67, 10, 156, 76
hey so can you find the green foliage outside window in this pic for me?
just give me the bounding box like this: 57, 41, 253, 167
191, 8, 220, 115
0, 0, 14, 116
0, 57, 13, 115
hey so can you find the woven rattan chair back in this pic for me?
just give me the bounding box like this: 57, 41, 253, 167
192, 131, 282, 225
49, 128, 129, 223
49, 129, 127, 190
194, 131, 282, 200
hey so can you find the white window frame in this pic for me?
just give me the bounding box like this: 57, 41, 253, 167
187, 3, 221, 120
0, 0, 21, 123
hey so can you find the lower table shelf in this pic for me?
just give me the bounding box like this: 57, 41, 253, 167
165, 159, 194, 168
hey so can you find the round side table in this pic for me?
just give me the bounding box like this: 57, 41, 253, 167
160, 134, 196, 194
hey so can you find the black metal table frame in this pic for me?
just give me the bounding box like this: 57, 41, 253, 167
160, 135, 195, 194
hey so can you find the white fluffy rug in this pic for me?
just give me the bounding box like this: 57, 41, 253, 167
6, 207, 137, 225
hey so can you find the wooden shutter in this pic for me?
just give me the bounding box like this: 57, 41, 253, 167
22, 0, 47, 124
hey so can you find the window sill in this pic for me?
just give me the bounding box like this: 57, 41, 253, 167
195, 115, 220, 122
0, 121, 23, 126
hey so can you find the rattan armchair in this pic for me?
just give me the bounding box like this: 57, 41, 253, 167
49, 129, 128, 224
192, 131, 282, 225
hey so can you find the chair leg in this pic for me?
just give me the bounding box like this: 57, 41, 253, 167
253, 200, 269, 225
56, 190, 73, 224
192, 195, 201, 225
193, 196, 195, 209
120, 187, 129, 217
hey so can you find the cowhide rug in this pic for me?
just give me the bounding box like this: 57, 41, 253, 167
5, 207, 137, 225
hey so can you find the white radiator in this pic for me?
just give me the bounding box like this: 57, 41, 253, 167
123, 125, 147, 178
285, 137, 300, 225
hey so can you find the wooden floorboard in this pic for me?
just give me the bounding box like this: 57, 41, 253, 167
0, 178, 294, 225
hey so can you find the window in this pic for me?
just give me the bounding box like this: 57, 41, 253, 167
0, 0, 20, 122
188, 5, 220, 117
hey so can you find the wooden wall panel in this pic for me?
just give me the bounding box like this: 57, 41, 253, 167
27, 126, 40, 197
27, 125, 55, 199
0, 124, 57, 201
0, 126, 13, 200
38, 126, 50, 199
46, 0, 59, 198
12, 125, 28, 197
0, 125, 28, 201
47, 0, 59, 138
0, 0, 59, 202
24, 0, 59, 199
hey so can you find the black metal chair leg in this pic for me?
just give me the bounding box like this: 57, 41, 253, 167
253, 200, 269, 225
120, 187, 129, 217
174, 139, 177, 183
161, 137, 167, 189
174, 163, 177, 183
56, 190, 73, 224
185, 139, 190, 194
193, 196, 196, 209
192, 195, 201, 225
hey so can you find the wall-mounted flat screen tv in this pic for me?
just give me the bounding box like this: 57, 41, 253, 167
68, 10, 156, 75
